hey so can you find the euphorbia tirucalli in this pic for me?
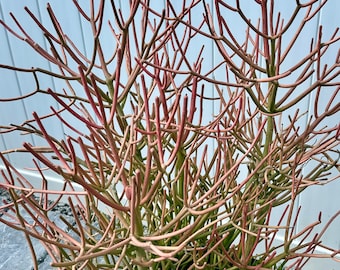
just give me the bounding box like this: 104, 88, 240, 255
0, 0, 339, 269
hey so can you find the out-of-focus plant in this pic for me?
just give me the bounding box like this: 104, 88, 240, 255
0, 0, 339, 269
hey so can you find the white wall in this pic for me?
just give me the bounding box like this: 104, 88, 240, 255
0, 1, 339, 269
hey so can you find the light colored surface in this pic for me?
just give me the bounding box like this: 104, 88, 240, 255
0, 1, 339, 269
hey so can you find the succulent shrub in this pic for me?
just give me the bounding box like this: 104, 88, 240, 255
0, 0, 339, 269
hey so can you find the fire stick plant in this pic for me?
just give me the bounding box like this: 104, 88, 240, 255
0, 0, 339, 269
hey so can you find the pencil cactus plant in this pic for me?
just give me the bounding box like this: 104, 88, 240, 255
0, 0, 339, 269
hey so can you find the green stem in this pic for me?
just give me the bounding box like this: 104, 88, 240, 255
245, 38, 279, 261
263, 39, 278, 156
174, 146, 186, 214
263, 114, 274, 157
133, 207, 148, 270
